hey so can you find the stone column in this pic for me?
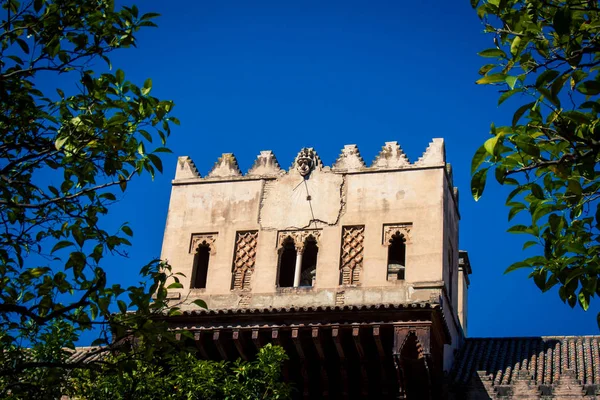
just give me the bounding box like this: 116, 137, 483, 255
293, 246, 304, 288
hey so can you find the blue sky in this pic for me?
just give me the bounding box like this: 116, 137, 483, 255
58, 0, 598, 339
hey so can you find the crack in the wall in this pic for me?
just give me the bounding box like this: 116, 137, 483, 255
258, 174, 347, 231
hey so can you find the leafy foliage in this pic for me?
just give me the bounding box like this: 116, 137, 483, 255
0, 0, 187, 395
471, 0, 600, 321
67, 344, 291, 400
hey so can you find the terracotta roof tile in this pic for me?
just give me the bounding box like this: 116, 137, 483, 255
179, 301, 440, 316
452, 336, 600, 387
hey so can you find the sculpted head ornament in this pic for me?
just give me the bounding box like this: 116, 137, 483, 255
296, 148, 315, 177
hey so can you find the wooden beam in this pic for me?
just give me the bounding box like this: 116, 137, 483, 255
213, 330, 228, 360
252, 328, 263, 351
233, 329, 248, 361
271, 327, 289, 382
271, 327, 281, 346
312, 327, 329, 398
292, 328, 310, 399
194, 331, 209, 360
353, 325, 368, 397
332, 325, 349, 399
373, 325, 388, 396
292, 328, 305, 358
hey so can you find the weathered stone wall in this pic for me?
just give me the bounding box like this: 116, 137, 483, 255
160, 139, 468, 372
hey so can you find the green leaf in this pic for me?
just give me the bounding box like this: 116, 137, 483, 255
72, 226, 84, 247
505, 76, 518, 90
118, 300, 128, 313
471, 145, 488, 174
508, 202, 527, 221
55, 136, 68, 150
512, 102, 535, 127
147, 154, 163, 173
483, 135, 501, 156
535, 70, 560, 89
192, 299, 208, 309
478, 48, 507, 58
28, 267, 49, 278
531, 184, 545, 200
15, 38, 30, 54
471, 167, 488, 201
144, 78, 152, 90
498, 88, 522, 105
532, 269, 547, 291
510, 36, 522, 56
116, 69, 124, 85
122, 226, 133, 236
51, 241, 74, 253
478, 64, 496, 75
522, 240, 538, 250
167, 282, 184, 289
476, 73, 507, 84
579, 291, 590, 311
553, 7, 572, 36
550, 73, 570, 99
507, 224, 530, 233
505, 260, 531, 274
577, 81, 600, 95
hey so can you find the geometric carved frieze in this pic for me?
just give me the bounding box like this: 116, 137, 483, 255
383, 223, 412, 245
232, 231, 259, 291
277, 230, 321, 253
190, 233, 217, 255
340, 226, 365, 285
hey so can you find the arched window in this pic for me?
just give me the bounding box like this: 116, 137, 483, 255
387, 233, 406, 281
277, 231, 320, 288
191, 244, 211, 289
278, 238, 297, 288
300, 237, 318, 287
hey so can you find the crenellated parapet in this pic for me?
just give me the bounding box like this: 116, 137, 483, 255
208, 153, 242, 178
175, 156, 200, 180
332, 144, 366, 172
414, 138, 445, 167
371, 141, 411, 169
247, 150, 284, 176
174, 139, 449, 182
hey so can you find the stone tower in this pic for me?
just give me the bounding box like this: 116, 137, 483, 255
160, 140, 471, 399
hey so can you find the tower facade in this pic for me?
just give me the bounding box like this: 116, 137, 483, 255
161, 140, 471, 399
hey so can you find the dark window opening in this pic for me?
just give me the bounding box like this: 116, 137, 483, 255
278, 240, 296, 288
300, 239, 318, 287
191, 245, 210, 288
387, 234, 406, 281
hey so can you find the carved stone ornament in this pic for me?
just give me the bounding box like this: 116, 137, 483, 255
383, 224, 412, 245
190, 233, 217, 255
232, 231, 259, 291
277, 230, 321, 252
340, 226, 365, 285
296, 148, 315, 177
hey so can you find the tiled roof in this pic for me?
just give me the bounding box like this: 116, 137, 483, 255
65, 346, 107, 364
452, 336, 600, 387
179, 302, 440, 316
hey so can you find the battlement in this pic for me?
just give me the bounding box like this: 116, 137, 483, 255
174, 139, 447, 182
